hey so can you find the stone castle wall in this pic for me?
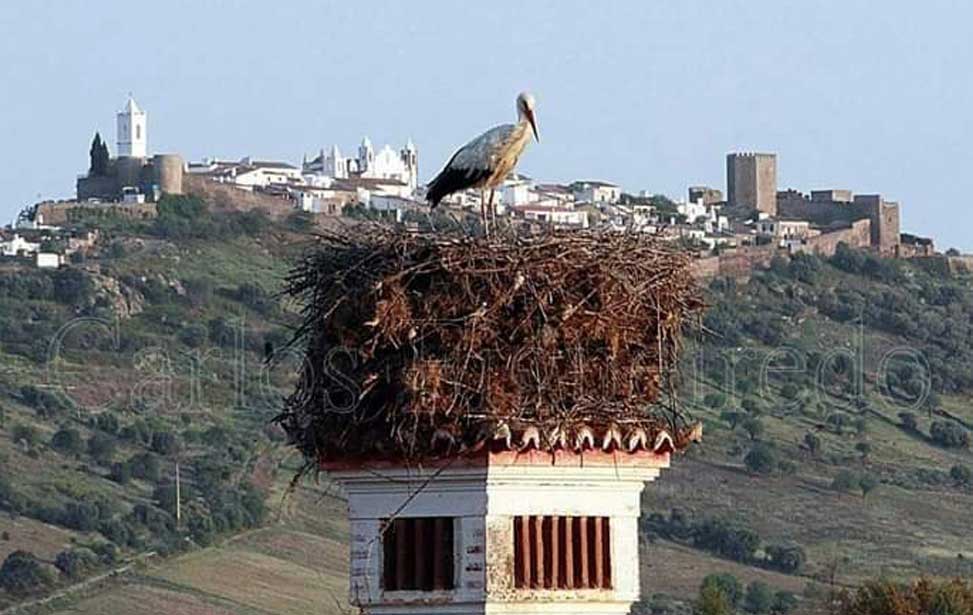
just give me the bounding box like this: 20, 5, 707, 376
796, 219, 872, 256
692, 221, 873, 281
34, 201, 158, 226
777, 191, 899, 254
77, 155, 184, 202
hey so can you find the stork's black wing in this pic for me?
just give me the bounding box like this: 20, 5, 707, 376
426, 158, 491, 208
425, 124, 515, 208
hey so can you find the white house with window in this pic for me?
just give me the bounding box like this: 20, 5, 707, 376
512, 204, 589, 229
571, 180, 622, 205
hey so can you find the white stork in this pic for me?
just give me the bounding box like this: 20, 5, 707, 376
426, 92, 539, 232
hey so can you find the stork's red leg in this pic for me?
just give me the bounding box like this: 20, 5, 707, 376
488, 189, 496, 230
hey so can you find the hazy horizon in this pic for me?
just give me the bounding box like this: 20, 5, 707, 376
2, 1, 971, 249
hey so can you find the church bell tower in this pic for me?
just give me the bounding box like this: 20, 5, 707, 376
117, 95, 147, 159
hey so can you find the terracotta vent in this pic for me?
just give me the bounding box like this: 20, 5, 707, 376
513, 515, 612, 590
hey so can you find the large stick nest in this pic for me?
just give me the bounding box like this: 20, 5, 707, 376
277, 225, 704, 462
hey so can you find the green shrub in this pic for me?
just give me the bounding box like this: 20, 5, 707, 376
803, 432, 821, 456
931, 421, 970, 448
119, 419, 151, 445
128, 452, 162, 482
10, 423, 38, 447
0, 476, 26, 513
110, 461, 132, 484
832, 469, 860, 493
694, 519, 759, 563
20, 385, 74, 417
720, 411, 741, 429
51, 427, 84, 455
52, 268, 94, 305
696, 582, 732, 615
0, 550, 54, 595
859, 473, 880, 499
898, 412, 918, 432
741, 417, 765, 440
950, 464, 973, 485
54, 548, 98, 579
87, 433, 116, 464
150, 431, 181, 456
772, 591, 798, 614
704, 392, 727, 409
90, 542, 119, 565
744, 581, 774, 613
778, 460, 797, 476
99, 518, 133, 546
94, 412, 120, 435
744, 445, 777, 476
178, 323, 209, 348
765, 543, 806, 574
701, 573, 742, 608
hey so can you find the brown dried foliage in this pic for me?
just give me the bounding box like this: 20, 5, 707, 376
277, 225, 704, 462
836, 578, 973, 615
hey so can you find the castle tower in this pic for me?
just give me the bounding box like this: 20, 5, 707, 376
117, 96, 147, 159
726, 152, 776, 216
401, 138, 418, 192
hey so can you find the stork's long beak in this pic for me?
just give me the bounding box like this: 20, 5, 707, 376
526, 109, 539, 142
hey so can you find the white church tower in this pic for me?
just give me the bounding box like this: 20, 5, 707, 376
401, 138, 418, 192
117, 96, 147, 159
358, 136, 375, 174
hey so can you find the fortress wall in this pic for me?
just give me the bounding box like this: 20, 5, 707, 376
797, 219, 872, 257
34, 201, 157, 226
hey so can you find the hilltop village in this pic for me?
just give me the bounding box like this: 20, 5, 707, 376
3, 97, 953, 277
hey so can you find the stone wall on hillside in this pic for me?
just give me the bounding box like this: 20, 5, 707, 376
692, 222, 873, 280
692, 243, 780, 281
184, 175, 293, 217
34, 201, 158, 226
796, 219, 871, 256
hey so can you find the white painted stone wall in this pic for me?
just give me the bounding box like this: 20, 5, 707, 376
328, 454, 667, 615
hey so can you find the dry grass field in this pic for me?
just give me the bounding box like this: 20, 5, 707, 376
49, 479, 350, 615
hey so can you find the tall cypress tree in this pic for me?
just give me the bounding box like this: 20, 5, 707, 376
89, 133, 103, 176
98, 138, 110, 173
88, 132, 110, 176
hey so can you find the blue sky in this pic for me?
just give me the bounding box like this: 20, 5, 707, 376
1, 1, 971, 249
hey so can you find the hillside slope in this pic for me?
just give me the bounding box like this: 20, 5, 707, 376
2, 198, 973, 614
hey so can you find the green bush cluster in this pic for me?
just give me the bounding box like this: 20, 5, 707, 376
0, 550, 54, 595
696, 574, 798, 615
644, 509, 806, 574
152, 194, 270, 240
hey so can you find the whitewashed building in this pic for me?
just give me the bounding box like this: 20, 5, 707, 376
197, 157, 303, 190
571, 181, 621, 205
35, 253, 62, 269
512, 204, 589, 229
753, 218, 812, 240
305, 137, 418, 194
1, 234, 41, 257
